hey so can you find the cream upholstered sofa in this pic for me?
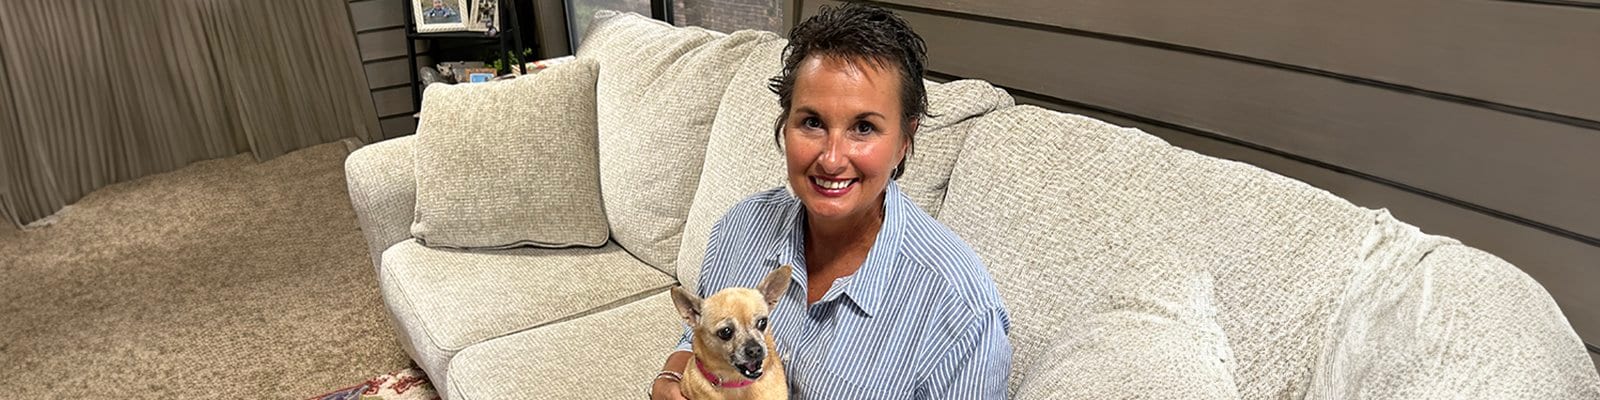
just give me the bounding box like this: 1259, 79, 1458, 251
344, 11, 1600, 399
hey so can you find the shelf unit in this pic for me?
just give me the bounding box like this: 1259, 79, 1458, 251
403, 0, 530, 110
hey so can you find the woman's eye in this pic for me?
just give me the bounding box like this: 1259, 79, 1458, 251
755, 317, 768, 331
853, 121, 875, 134
717, 327, 734, 340
802, 117, 822, 129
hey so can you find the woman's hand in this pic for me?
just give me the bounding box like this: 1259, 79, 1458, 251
650, 378, 688, 400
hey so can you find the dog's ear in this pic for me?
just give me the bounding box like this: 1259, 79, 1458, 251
758, 265, 794, 307
670, 286, 703, 326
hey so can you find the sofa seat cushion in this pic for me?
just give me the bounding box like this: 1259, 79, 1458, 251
576, 11, 778, 274
378, 240, 674, 390
940, 105, 1380, 398
446, 291, 683, 399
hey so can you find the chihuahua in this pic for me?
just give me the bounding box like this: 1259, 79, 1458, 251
671, 265, 794, 400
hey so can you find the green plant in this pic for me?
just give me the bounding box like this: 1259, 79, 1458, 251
487, 48, 536, 72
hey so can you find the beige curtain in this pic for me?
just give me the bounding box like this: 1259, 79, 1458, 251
0, 0, 380, 228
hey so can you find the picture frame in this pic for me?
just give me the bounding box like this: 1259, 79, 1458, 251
474, 0, 501, 35
413, 0, 471, 33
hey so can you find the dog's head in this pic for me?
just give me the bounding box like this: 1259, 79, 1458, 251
671, 265, 793, 380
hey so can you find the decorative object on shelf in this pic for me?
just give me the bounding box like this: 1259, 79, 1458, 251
419, 66, 446, 88
523, 55, 577, 75
461, 67, 498, 83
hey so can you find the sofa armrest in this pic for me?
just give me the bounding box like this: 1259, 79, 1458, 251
1312, 241, 1600, 398
345, 135, 416, 272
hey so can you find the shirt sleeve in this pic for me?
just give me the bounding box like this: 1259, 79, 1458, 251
926, 307, 1012, 398
674, 326, 694, 353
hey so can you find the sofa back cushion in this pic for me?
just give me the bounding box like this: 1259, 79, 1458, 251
409, 59, 607, 250
577, 11, 774, 273
674, 38, 788, 288
938, 105, 1380, 398
897, 79, 1013, 217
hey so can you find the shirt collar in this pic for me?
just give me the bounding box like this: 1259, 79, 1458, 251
764, 182, 908, 318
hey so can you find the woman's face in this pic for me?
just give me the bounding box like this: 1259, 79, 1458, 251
782, 55, 911, 226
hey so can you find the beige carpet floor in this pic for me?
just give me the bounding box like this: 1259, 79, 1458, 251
0, 142, 410, 398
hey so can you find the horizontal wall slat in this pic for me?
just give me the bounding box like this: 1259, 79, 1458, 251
363, 55, 432, 89
379, 114, 418, 138
371, 86, 415, 118
1006, 90, 1600, 361
807, 1, 1600, 241
350, 0, 407, 32
874, 0, 1600, 123
357, 28, 425, 61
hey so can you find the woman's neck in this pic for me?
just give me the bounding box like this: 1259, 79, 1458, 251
802, 194, 886, 278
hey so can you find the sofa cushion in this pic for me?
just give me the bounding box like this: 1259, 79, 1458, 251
939, 105, 1379, 398
1308, 216, 1600, 398
378, 240, 674, 391
446, 291, 683, 399
577, 11, 776, 273
897, 79, 1013, 217
409, 59, 607, 250
674, 38, 789, 290
1013, 259, 1240, 399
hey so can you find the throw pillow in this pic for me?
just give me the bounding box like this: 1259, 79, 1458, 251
409, 59, 608, 250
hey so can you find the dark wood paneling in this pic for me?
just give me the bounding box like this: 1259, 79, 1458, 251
363, 55, 432, 89
371, 86, 415, 118
350, 0, 407, 32
358, 28, 425, 61
379, 114, 418, 137
1005, 90, 1600, 359
806, 1, 1600, 242
874, 0, 1600, 123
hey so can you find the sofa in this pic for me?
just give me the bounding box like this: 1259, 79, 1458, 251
344, 11, 1600, 399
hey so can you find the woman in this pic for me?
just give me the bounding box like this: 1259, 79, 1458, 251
652, 4, 1011, 399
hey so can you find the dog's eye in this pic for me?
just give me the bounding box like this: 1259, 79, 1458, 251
717, 327, 733, 340
755, 317, 768, 331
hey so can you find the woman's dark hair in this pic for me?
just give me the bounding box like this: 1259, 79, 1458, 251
769, 3, 928, 180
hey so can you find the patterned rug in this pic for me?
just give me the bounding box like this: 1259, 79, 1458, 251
311, 368, 440, 400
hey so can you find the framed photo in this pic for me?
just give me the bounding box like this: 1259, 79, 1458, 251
414, 0, 471, 32
474, 0, 501, 35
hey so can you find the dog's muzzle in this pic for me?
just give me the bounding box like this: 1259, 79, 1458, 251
733, 342, 766, 379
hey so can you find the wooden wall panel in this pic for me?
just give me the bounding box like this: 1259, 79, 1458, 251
875, 0, 1600, 123
364, 55, 433, 90
1005, 92, 1600, 350
350, 0, 407, 32
371, 86, 415, 119
357, 28, 421, 61
806, 1, 1600, 242
379, 114, 418, 137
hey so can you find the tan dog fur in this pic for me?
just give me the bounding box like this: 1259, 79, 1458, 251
671, 265, 793, 400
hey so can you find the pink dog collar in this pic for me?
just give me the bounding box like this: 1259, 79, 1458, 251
694, 357, 755, 389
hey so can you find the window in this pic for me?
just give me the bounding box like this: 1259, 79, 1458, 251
673, 0, 783, 33
564, 0, 651, 49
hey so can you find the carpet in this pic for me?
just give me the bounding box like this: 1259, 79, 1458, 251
0, 142, 411, 398
311, 367, 439, 400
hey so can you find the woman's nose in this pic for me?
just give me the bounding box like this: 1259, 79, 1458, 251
816, 132, 846, 174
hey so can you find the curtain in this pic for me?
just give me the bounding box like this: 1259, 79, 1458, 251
0, 0, 379, 228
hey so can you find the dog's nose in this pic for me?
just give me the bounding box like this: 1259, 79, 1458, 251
742, 344, 764, 360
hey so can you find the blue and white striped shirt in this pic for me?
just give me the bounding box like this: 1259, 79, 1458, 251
676, 182, 1012, 399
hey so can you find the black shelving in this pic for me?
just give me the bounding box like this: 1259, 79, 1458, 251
403, 0, 531, 110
